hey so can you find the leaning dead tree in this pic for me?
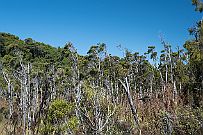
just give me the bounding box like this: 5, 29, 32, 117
119, 77, 141, 134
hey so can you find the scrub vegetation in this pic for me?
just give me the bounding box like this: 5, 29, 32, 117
0, 0, 203, 134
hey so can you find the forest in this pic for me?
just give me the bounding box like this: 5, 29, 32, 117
0, 1, 203, 135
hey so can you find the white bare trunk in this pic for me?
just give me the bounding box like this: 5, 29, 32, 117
119, 77, 140, 132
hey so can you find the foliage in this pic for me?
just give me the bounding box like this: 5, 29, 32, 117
0, 1, 203, 134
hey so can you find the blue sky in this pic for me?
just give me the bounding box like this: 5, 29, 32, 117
0, 0, 202, 56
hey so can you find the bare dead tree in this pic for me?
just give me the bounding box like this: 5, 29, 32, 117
2, 71, 13, 119
119, 77, 141, 134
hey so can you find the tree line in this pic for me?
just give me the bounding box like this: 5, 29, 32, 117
0, 1, 203, 135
